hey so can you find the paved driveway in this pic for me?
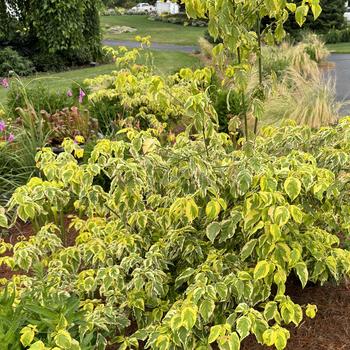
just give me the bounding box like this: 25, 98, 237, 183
328, 54, 350, 115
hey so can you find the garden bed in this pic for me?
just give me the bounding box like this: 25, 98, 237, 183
2, 221, 350, 349
242, 280, 350, 350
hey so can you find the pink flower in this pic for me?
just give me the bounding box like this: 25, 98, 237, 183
67, 89, 73, 97
0, 121, 5, 132
78, 89, 86, 104
7, 133, 14, 142
1, 79, 9, 89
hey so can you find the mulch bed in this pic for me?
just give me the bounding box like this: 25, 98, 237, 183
2, 223, 350, 349
0, 217, 78, 280
241, 279, 350, 350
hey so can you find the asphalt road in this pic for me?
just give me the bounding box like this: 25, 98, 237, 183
328, 54, 350, 115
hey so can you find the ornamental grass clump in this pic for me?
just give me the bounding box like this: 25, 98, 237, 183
262, 67, 339, 128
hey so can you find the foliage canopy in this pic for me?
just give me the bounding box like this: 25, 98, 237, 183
0, 0, 102, 66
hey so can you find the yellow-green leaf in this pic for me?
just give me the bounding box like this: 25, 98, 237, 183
236, 315, 251, 339
185, 198, 199, 222
228, 331, 240, 350
294, 262, 308, 288
55, 330, 72, 349
208, 325, 223, 344
289, 205, 303, 224
305, 304, 317, 319
199, 299, 215, 322
206, 200, 221, 220
206, 222, 221, 243
284, 177, 301, 201
274, 206, 290, 226
20, 326, 35, 347
254, 260, 270, 280
0, 207, 7, 228
181, 306, 197, 330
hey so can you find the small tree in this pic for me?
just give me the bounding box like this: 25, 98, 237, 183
182, 0, 322, 138
284, 0, 346, 38
0, 0, 103, 67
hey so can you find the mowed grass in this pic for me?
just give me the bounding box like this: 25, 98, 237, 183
0, 50, 201, 104
326, 42, 350, 54
101, 15, 205, 46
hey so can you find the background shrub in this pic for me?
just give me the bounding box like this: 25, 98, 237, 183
323, 27, 350, 44
0, 47, 34, 77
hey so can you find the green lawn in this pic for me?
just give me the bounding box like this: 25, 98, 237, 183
326, 42, 350, 54
0, 50, 201, 104
101, 15, 205, 46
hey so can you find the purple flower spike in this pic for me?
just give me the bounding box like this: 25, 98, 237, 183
78, 89, 86, 104
67, 89, 73, 97
8, 133, 14, 142
1, 79, 9, 89
0, 120, 5, 132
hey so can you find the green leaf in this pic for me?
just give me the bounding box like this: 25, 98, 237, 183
199, 299, 215, 322
181, 306, 197, 330
206, 200, 221, 220
241, 239, 257, 261
253, 260, 270, 280
294, 262, 308, 288
206, 222, 221, 243
325, 256, 337, 278
311, 3, 322, 19
286, 3, 297, 12
236, 316, 251, 339
185, 198, 199, 222
237, 170, 252, 195
284, 177, 301, 201
170, 315, 182, 331
292, 304, 303, 326
0, 207, 8, 228
275, 328, 289, 350
216, 282, 228, 301
208, 325, 223, 344
20, 326, 35, 347
295, 5, 308, 26
305, 304, 317, 319
228, 332, 240, 350
24, 204, 36, 220
262, 329, 275, 347
55, 330, 72, 349
273, 206, 290, 226
289, 205, 303, 224
264, 301, 278, 321
175, 268, 195, 289
270, 224, 281, 241
156, 335, 171, 350
29, 341, 46, 350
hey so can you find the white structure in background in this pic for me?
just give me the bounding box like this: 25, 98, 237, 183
156, 1, 180, 15
346, 1, 350, 21
128, 3, 156, 14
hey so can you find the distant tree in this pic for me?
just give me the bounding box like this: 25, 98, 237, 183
284, 0, 347, 37
0, 0, 103, 68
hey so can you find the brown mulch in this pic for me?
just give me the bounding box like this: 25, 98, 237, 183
0, 217, 78, 280
242, 279, 350, 350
